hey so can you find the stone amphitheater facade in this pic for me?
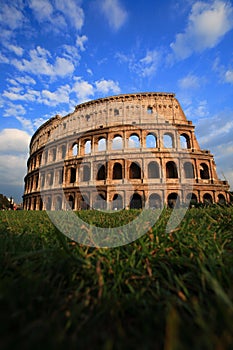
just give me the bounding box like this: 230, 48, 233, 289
23, 92, 230, 211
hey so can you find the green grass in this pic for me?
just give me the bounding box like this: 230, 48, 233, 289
0, 207, 233, 350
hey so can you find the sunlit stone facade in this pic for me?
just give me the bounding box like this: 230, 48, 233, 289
23, 92, 230, 210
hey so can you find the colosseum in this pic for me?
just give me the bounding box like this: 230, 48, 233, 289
23, 92, 230, 211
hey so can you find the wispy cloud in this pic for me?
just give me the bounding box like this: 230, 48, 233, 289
178, 74, 205, 89
170, 0, 233, 59
95, 79, 120, 95
100, 0, 128, 31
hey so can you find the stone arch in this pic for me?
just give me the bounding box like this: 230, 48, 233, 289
163, 133, 174, 148
203, 193, 213, 205
146, 133, 157, 148
61, 144, 66, 159
70, 167, 76, 183
46, 196, 52, 210
200, 163, 210, 179
166, 161, 178, 178
180, 133, 191, 149
148, 161, 159, 178
97, 163, 106, 181
129, 162, 141, 179
98, 137, 106, 152
112, 135, 123, 150
184, 162, 194, 178
113, 162, 123, 179
72, 143, 78, 156
130, 193, 142, 209
80, 195, 90, 210
128, 134, 140, 148
167, 193, 179, 208
112, 194, 123, 210
149, 193, 162, 209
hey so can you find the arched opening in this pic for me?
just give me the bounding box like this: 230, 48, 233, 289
52, 148, 56, 161
97, 164, 106, 181
112, 135, 123, 150
166, 161, 178, 178
163, 133, 174, 148
167, 193, 179, 208
72, 143, 78, 156
148, 161, 159, 178
149, 194, 162, 209
55, 196, 62, 210
84, 140, 91, 154
128, 134, 140, 148
218, 194, 226, 204
186, 193, 198, 206
203, 193, 213, 205
83, 165, 90, 182
114, 108, 119, 116
98, 138, 106, 152
112, 194, 123, 210
130, 193, 142, 209
93, 194, 106, 210
68, 195, 75, 210
113, 162, 123, 179
200, 163, 210, 179
184, 162, 194, 178
180, 134, 191, 149
129, 162, 141, 179
146, 134, 157, 148
61, 145, 66, 159
46, 197, 52, 210
39, 197, 43, 210
80, 195, 90, 210
70, 167, 76, 183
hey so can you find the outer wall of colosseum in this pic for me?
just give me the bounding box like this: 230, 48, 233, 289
23, 92, 230, 210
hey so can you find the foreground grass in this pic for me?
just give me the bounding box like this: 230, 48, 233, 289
0, 207, 233, 350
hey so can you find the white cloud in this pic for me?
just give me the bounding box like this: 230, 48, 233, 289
4, 103, 26, 118
76, 35, 88, 51
0, 53, 10, 64
8, 44, 24, 56
100, 0, 128, 31
72, 78, 94, 103
54, 0, 84, 31
12, 46, 75, 77
178, 74, 203, 89
0, 3, 25, 31
225, 70, 233, 83
171, 0, 233, 59
3, 88, 40, 102
0, 128, 30, 153
183, 99, 209, 119
28, 0, 54, 23
95, 79, 120, 95
40, 85, 70, 106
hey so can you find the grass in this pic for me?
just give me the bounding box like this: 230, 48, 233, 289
0, 206, 233, 350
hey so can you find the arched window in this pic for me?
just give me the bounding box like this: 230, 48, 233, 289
46, 196, 52, 210
70, 167, 76, 183
84, 140, 91, 154
180, 134, 191, 149
186, 193, 197, 205
98, 138, 106, 152
129, 162, 141, 179
80, 195, 90, 210
130, 193, 142, 209
112, 194, 123, 210
184, 162, 194, 178
61, 145, 66, 159
163, 133, 174, 148
203, 193, 213, 205
112, 135, 123, 150
166, 161, 178, 178
52, 148, 56, 161
47, 171, 54, 186
146, 134, 157, 148
97, 164, 106, 181
55, 196, 62, 210
68, 195, 75, 210
149, 194, 162, 209
148, 161, 159, 178
72, 143, 78, 156
83, 165, 90, 182
167, 193, 179, 208
147, 106, 153, 114
114, 108, 119, 116
218, 194, 226, 204
93, 194, 106, 210
128, 134, 140, 148
113, 162, 123, 179
200, 163, 210, 179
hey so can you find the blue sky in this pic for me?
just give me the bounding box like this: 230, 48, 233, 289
0, 0, 233, 203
